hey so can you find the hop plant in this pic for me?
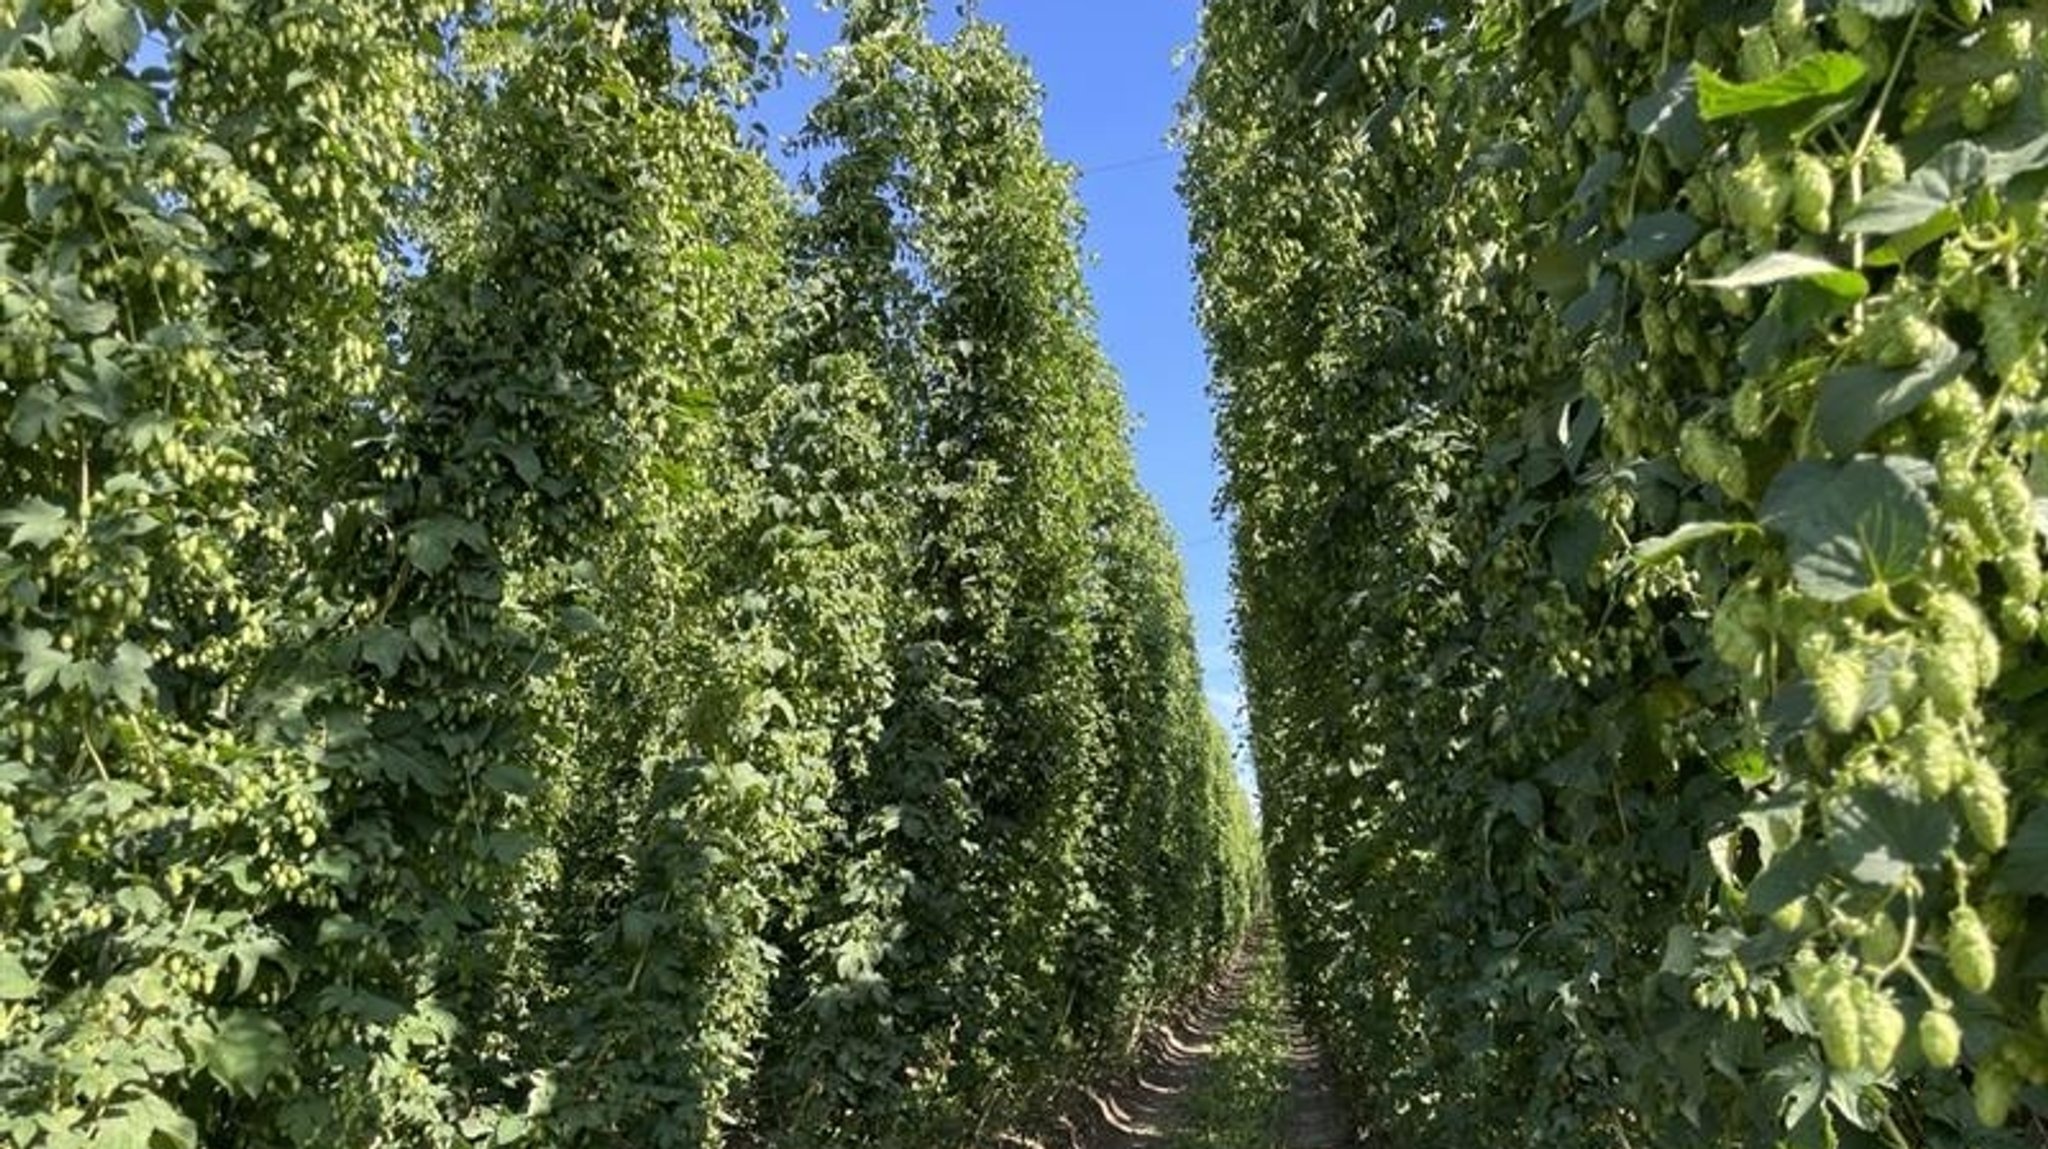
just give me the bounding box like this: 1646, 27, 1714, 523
1921, 591, 1998, 716
1857, 912, 1904, 966
1976, 1062, 2020, 1127
1679, 423, 1747, 496
1732, 374, 1770, 437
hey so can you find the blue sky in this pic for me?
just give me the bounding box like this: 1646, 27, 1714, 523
754, 2, 1246, 782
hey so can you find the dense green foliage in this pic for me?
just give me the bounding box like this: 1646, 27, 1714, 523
1188, 0, 2048, 1145
0, 1, 1258, 1145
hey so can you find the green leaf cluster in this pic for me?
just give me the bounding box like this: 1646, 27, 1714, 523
1186, 0, 2048, 1144
0, 1, 1259, 1146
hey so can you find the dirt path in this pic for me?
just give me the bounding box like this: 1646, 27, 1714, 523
997, 935, 1353, 1149
1277, 1020, 1350, 1149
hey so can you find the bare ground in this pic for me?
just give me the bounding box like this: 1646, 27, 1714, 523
995, 939, 1354, 1149
1277, 1019, 1349, 1149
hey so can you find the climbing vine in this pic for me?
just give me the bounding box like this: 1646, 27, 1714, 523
1, 1, 1258, 1146
1189, 0, 2048, 1145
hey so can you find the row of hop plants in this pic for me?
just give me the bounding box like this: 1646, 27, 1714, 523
1187, 0, 2047, 1145
0, 1, 1262, 1145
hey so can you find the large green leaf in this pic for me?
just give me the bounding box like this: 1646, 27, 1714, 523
204, 1012, 292, 1097
1632, 520, 1753, 565
81, 0, 142, 59
0, 69, 67, 138
0, 497, 70, 550
1759, 457, 1934, 601
1844, 144, 1988, 236
12, 628, 72, 698
1812, 340, 1974, 457
1628, 64, 1705, 167
1747, 839, 1830, 917
1826, 787, 1958, 886
1995, 806, 2048, 897
1609, 210, 1702, 263
0, 950, 36, 1000
1695, 252, 1868, 300
96, 1092, 197, 1149
1694, 54, 1869, 127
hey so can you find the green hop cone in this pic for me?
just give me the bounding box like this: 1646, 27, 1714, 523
1958, 758, 2010, 853
1920, 1009, 1963, 1069
1770, 896, 1811, 933
1980, 288, 2040, 389
1726, 155, 1789, 234
1624, 6, 1658, 51
1813, 650, 1865, 734
1836, 5, 1873, 47
1989, 15, 2034, 66
1922, 591, 1997, 717
1732, 375, 1769, 437
1963, 84, 1997, 132
1739, 27, 1782, 80
1974, 1062, 2018, 1127
1857, 913, 1903, 966
1863, 140, 1907, 189
1856, 983, 1905, 1072
1989, 466, 2036, 551
1873, 306, 1943, 368
1585, 88, 1622, 142
1789, 152, 1833, 233
1773, 0, 1807, 37
1906, 720, 1967, 798
1948, 905, 1997, 994
1816, 974, 1864, 1070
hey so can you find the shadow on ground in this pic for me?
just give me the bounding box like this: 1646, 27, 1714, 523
994, 937, 1354, 1149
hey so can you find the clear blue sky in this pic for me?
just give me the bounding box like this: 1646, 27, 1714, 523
755, 3, 1247, 777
